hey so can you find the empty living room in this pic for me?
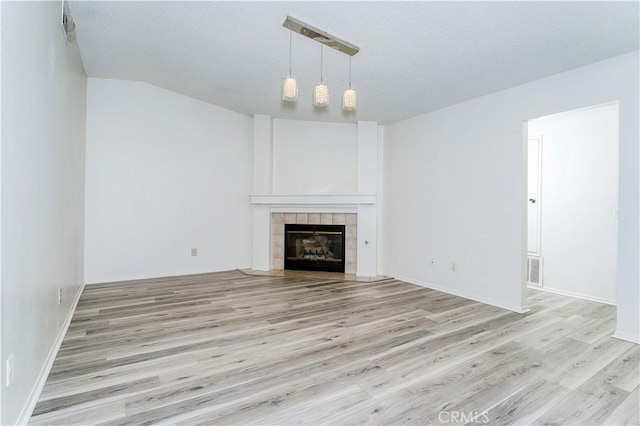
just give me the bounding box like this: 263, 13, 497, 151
1, 1, 639, 425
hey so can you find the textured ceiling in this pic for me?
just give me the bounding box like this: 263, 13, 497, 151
69, 1, 639, 124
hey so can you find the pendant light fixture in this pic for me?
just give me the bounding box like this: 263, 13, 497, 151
342, 56, 356, 111
281, 16, 359, 110
313, 45, 329, 107
282, 30, 298, 102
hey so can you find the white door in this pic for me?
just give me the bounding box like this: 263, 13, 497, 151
527, 137, 542, 254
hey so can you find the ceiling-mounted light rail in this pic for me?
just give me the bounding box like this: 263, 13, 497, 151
282, 16, 359, 56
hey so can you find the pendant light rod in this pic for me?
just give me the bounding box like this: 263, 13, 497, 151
320, 45, 324, 83
283, 15, 359, 56
288, 30, 293, 76
282, 28, 298, 102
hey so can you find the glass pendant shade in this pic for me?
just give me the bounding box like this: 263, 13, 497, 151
314, 84, 329, 107
282, 76, 298, 102
342, 88, 357, 111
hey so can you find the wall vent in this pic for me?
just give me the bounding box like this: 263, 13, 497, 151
527, 255, 543, 286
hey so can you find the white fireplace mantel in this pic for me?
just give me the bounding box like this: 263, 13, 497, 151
250, 194, 376, 206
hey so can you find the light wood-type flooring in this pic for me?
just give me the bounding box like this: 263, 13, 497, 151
30, 270, 639, 425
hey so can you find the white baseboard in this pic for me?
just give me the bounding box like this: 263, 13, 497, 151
16, 283, 85, 425
84, 267, 251, 285
392, 274, 527, 314
531, 285, 616, 306
612, 330, 640, 344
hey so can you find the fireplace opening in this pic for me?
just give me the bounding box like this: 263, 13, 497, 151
284, 224, 346, 273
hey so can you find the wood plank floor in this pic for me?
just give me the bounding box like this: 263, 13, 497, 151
30, 270, 639, 425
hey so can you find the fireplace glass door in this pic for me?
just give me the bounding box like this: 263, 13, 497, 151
284, 224, 346, 273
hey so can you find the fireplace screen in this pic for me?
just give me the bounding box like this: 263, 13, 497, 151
284, 224, 346, 273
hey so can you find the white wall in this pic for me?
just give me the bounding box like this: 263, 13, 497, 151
85, 78, 253, 284
253, 115, 273, 194
1, 2, 87, 423
529, 104, 619, 304
383, 51, 639, 342
272, 119, 357, 194
384, 98, 525, 311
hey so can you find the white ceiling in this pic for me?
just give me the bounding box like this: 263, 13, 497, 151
68, 1, 639, 124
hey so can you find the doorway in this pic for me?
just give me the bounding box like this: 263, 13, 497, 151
525, 103, 619, 304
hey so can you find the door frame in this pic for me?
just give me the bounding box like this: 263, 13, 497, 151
522, 102, 621, 310
527, 135, 543, 256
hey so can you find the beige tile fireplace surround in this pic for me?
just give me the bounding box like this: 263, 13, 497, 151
272, 213, 357, 273
249, 194, 378, 277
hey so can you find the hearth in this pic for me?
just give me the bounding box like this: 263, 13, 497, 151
284, 224, 346, 273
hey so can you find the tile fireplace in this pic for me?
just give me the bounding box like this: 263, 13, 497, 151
249, 194, 378, 277
272, 213, 356, 273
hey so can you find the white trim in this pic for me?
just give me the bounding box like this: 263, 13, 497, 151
250, 194, 376, 206
520, 121, 530, 314
612, 331, 640, 344
531, 285, 616, 306
85, 268, 251, 285
527, 135, 543, 256
16, 283, 85, 425
393, 274, 528, 314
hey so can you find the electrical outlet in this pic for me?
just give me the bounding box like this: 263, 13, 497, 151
191, 248, 197, 257
451, 262, 457, 272
57, 288, 63, 304
6, 353, 14, 387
